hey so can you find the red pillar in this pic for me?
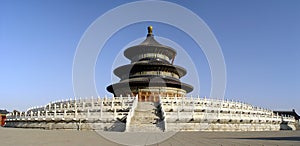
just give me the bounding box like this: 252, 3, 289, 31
0, 115, 6, 126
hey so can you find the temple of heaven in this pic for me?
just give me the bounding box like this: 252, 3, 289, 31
4, 26, 299, 132
107, 26, 193, 102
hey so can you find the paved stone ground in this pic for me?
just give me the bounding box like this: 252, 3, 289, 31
0, 127, 299, 146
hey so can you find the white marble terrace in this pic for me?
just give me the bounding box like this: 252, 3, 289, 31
5, 96, 296, 131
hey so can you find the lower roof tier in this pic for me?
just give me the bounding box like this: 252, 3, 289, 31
106, 76, 193, 94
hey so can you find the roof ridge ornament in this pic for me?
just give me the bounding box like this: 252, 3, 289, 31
147, 26, 153, 37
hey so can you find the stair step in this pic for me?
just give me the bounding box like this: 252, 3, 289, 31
127, 102, 164, 132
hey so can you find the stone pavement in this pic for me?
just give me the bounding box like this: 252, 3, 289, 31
0, 127, 299, 146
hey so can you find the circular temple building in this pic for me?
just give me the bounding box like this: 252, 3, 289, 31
4, 26, 298, 133
107, 26, 193, 102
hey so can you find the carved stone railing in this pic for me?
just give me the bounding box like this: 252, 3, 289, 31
6, 96, 136, 123
5, 96, 296, 127
125, 95, 138, 132
159, 96, 296, 124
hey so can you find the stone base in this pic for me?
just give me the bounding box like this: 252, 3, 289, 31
5, 121, 296, 132
5, 121, 126, 131
166, 123, 296, 131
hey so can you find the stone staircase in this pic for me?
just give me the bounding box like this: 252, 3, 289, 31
127, 102, 164, 132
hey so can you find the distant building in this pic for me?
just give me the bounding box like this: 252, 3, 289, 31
274, 109, 299, 120
0, 110, 9, 126
274, 109, 300, 130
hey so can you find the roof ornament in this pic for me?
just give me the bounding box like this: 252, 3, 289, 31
147, 26, 153, 37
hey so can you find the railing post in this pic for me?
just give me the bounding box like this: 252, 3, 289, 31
177, 105, 180, 120
54, 104, 57, 118
45, 110, 48, 118
37, 110, 40, 118
100, 99, 103, 120
91, 96, 94, 109
60, 102, 63, 110
74, 108, 78, 119
64, 109, 66, 118
30, 111, 33, 118
112, 96, 115, 109
181, 95, 183, 111
67, 102, 70, 110
97, 96, 101, 104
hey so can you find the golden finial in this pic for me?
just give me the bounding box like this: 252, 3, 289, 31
147, 26, 153, 34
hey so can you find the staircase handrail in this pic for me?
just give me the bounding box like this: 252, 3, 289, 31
125, 95, 138, 131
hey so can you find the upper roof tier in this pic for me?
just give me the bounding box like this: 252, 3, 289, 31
113, 61, 187, 79
124, 26, 177, 61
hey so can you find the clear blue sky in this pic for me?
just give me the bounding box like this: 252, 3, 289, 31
1, 0, 299, 113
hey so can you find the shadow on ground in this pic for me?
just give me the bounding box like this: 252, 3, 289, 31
230, 137, 300, 142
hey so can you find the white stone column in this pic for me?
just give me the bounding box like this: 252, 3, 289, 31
37, 110, 40, 118
86, 109, 90, 119
105, 95, 107, 102
100, 100, 103, 119
177, 106, 180, 120
192, 97, 195, 111
67, 102, 70, 110
74, 101, 77, 110
30, 111, 33, 118
111, 97, 115, 109
60, 102, 63, 110
181, 96, 184, 110
74, 108, 78, 119
82, 101, 85, 110
91, 96, 94, 109
74, 99, 78, 118
113, 108, 117, 120
64, 109, 67, 118
97, 96, 101, 105
53, 103, 57, 118
45, 110, 48, 118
